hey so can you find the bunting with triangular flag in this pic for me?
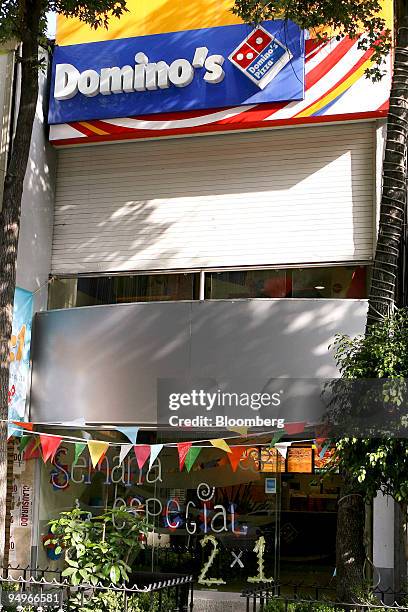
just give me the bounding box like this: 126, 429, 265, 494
115, 426, 139, 445
40, 434, 62, 463
24, 437, 41, 460
119, 444, 133, 465
149, 444, 163, 470
7, 425, 23, 440
275, 442, 292, 459
228, 426, 248, 436
73, 442, 87, 465
284, 422, 306, 435
210, 439, 232, 453
319, 442, 330, 459
185, 447, 201, 472
177, 442, 192, 470
19, 435, 31, 453
134, 445, 150, 470
12, 421, 33, 431
88, 440, 109, 468
228, 446, 245, 472
269, 431, 284, 448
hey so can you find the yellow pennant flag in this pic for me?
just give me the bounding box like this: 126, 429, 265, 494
88, 440, 109, 467
228, 426, 248, 436
210, 439, 232, 453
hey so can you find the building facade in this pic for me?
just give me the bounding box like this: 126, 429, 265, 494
7, 0, 399, 601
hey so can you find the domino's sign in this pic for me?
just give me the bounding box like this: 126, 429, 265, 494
49, 20, 304, 124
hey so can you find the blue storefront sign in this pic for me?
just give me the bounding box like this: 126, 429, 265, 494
49, 20, 305, 124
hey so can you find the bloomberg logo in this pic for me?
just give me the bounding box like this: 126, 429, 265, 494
49, 20, 304, 124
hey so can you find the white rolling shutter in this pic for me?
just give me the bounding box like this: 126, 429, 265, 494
52, 122, 375, 274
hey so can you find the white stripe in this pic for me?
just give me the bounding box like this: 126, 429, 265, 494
304, 37, 342, 73
265, 38, 368, 120
104, 105, 256, 131
323, 59, 391, 115
50, 124, 86, 140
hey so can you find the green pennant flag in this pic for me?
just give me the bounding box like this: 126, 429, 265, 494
184, 446, 202, 472
73, 442, 86, 465
19, 435, 31, 452
269, 431, 284, 448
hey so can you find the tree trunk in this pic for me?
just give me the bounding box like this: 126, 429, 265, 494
366, 13, 408, 326
336, 485, 366, 602
0, 0, 41, 566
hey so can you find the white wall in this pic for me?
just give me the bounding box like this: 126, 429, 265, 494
16, 54, 56, 312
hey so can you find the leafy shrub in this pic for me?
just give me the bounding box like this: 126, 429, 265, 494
263, 599, 387, 612
45, 508, 149, 586
68, 589, 176, 612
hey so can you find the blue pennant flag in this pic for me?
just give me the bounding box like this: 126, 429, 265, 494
115, 426, 139, 445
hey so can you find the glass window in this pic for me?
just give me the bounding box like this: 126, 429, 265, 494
205, 270, 289, 299
49, 273, 199, 309
48, 266, 368, 310
291, 266, 368, 299
206, 266, 368, 300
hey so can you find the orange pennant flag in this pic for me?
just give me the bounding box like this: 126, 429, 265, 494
12, 421, 34, 431
228, 446, 245, 472
40, 434, 62, 463
88, 440, 109, 468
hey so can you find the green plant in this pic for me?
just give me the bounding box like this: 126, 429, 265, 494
263, 601, 335, 612
45, 507, 149, 586
67, 589, 176, 612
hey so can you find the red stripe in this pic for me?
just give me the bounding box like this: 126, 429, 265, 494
70, 122, 101, 137
53, 110, 387, 147
306, 36, 356, 89
378, 100, 389, 112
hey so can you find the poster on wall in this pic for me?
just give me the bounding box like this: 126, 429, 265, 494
8, 287, 33, 425
287, 447, 313, 474
9, 443, 35, 567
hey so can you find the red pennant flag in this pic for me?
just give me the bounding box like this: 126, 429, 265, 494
24, 437, 41, 460
228, 447, 245, 472
134, 445, 151, 470
40, 434, 62, 463
12, 421, 34, 431
284, 422, 306, 435
177, 442, 192, 470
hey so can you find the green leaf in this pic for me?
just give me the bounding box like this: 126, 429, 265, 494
110, 565, 120, 584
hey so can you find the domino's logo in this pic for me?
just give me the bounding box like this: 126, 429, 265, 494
229, 25, 293, 90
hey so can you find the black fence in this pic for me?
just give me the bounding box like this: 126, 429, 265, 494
0, 566, 194, 612
241, 583, 408, 612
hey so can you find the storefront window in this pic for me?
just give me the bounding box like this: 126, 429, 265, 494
35, 435, 339, 591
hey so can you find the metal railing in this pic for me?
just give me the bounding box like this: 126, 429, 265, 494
241, 583, 408, 612
0, 566, 194, 612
